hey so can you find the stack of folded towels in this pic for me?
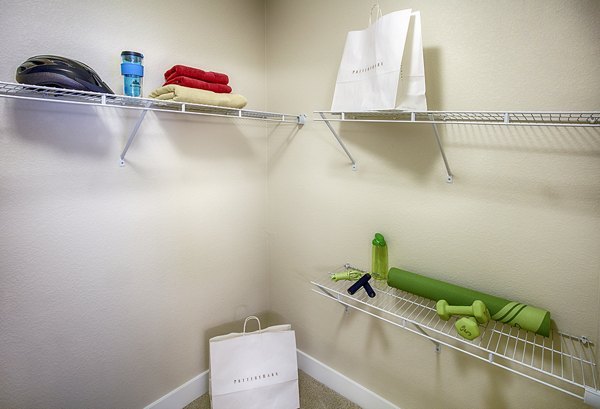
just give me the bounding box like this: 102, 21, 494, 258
149, 65, 247, 109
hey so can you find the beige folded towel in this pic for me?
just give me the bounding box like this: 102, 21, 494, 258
148, 84, 247, 109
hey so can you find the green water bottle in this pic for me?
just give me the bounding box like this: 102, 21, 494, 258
371, 233, 388, 280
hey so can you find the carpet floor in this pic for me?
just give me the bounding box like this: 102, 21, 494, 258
183, 370, 362, 409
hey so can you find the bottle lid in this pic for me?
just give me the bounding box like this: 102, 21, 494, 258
372, 232, 386, 246
121, 50, 144, 58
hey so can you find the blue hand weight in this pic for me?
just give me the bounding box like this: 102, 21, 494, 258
363, 281, 376, 298
347, 273, 376, 298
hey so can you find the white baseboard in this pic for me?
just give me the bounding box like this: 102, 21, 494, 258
297, 349, 400, 409
143, 369, 209, 409
144, 350, 399, 409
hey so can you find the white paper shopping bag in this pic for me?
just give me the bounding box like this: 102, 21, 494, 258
396, 11, 427, 111
331, 8, 427, 112
209, 316, 299, 409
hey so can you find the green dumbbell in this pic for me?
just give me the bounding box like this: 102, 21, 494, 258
455, 317, 480, 340
436, 299, 490, 324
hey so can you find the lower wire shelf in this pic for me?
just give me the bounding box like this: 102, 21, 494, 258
311, 264, 599, 405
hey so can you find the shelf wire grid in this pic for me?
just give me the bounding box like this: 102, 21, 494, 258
315, 110, 600, 127
0, 81, 303, 123
311, 265, 598, 401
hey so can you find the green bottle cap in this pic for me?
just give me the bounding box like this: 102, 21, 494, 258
372, 233, 386, 246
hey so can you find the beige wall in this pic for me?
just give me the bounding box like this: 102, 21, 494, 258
0, 1, 271, 408
0, 1, 599, 408
266, 1, 599, 409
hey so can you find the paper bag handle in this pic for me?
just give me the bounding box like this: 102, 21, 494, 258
368, 2, 383, 25
243, 316, 261, 334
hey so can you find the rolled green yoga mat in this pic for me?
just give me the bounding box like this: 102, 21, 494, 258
387, 267, 551, 337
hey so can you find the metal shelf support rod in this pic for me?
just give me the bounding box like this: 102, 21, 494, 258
411, 322, 441, 352
314, 284, 349, 313
429, 115, 453, 183
319, 112, 357, 171
120, 105, 150, 166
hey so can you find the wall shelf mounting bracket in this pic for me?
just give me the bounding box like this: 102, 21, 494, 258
319, 112, 358, 171
430, 117, 453, 183
120, 103, 151, 167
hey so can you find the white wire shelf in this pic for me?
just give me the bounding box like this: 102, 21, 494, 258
0, 81, 306, 165
0, 81, 305, 123
315, 110, 600, 126
314, 109, 600, 182
311, 265, 600, 405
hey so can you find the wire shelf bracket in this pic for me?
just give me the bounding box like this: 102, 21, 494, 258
0, 81, 306, 166
430, 117, 453, 183
318, 112, 358, 171
120, 103, 150, 166
311, 264, 600, 406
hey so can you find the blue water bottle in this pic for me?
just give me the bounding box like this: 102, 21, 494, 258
120, 51, 144, 97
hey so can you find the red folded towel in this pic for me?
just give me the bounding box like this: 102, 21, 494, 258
163, 76, 232, 93
164, 65, 229, 85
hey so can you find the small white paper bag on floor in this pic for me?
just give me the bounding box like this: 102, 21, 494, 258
209, 316, 299, 409
331, 7, 427, 112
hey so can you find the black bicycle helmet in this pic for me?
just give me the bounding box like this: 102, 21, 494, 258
16, 55, 114, 94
